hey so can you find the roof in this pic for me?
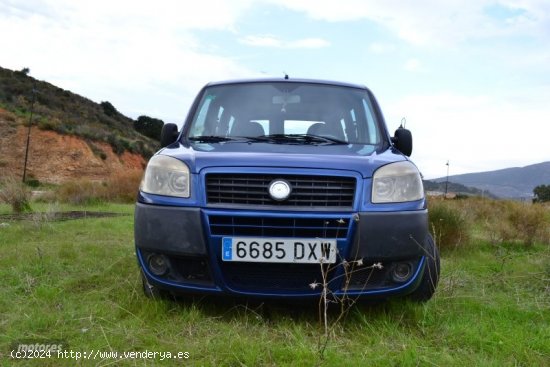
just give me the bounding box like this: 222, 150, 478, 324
204, 77, 368, 90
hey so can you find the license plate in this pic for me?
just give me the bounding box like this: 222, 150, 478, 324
222, 237, 337, 264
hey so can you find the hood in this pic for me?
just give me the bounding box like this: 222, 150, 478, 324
160, 142, 407, 178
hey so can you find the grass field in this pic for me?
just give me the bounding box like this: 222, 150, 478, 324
0, 202, 549, 366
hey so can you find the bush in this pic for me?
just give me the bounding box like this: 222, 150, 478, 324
0, 175, 32, 213
105, 171, 143, 203
0, 107, 17, 122
24, 174, 40, 188
507, 203, 549, 246
134, 115, 163, 141
56, 180, 107, 205
100, 101, 118, 117
53, 171, 143, 204
107, 134, 126, 155
428, 199, 470, 250
37, 118, 59, 131
86, 140, 108, 160
533, 184, 550, 203
448, 197, 550, 247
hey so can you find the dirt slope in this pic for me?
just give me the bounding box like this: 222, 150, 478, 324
0, 108, 146, 183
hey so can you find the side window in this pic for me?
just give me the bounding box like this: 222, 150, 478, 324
362, 99, 379, 144
190, 96, 213, 136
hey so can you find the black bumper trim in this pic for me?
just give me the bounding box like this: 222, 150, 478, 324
134, 203, 207, 255
350, 210, 429, 260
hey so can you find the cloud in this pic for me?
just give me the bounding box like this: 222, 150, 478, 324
240, 35, 330, 48
368, 42, 396, 54
0, 0, 260, 122
404, 58, 423, 72
384, 90, 550, 178
269, 0, 550, 46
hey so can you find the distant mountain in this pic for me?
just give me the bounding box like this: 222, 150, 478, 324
423, 180, 498, 198
432, 162, 550, 199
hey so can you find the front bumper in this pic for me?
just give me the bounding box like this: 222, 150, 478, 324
135, 203, 429, 298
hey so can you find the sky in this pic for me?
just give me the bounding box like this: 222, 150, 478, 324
1, 0, 549, 179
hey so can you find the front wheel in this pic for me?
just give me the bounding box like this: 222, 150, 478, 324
409, 235, 440, 302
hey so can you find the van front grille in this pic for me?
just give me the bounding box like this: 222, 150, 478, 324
206, 174, 355, 208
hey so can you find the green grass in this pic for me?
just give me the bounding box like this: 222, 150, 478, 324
0, 203, 548, 366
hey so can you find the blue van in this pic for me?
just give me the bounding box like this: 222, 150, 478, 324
135, 78, 439, 301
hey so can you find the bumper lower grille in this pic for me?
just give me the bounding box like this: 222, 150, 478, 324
206, 174, 355, 208
208, 215, 350, 239
221, 262, 333, 292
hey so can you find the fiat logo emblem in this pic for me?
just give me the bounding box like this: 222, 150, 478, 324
268, 180, 291, 201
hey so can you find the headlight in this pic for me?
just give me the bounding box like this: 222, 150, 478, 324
372, 161, 424, 203
140, 155, 190, 198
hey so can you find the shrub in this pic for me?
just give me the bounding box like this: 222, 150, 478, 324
428, 199, 470, 250
459, 198, 550, 247
507, 203, 549, 246
134, 115, 163, 141
100, 101, 118, 117
56, 180, 107, 205
0, 107, 17, 122
107, 134, 126, 155
86, 141, 108, 160
0, 175, 32, 213
17, 67, 30, 75
533, 184, 550, 203
105, 171, 143, 203
38, 118, 58, 131
24, 174, 40, 188
54, 171, 143, 204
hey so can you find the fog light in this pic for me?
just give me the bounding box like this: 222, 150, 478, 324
391, 262, 412, 283
148, 254, 169, 276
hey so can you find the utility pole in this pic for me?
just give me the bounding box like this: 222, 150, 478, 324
444, 160, 450, 198
22, 81, 37, 183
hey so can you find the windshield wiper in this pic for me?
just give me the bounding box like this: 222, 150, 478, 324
188, 136, 237, 143
302, 134, 347, 144
189, 135, 274, 143
188, 134, 347, 145
259, 134, 347, 145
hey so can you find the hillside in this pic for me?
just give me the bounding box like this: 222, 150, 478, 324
423, 180, 497, 198
432, 162, 550, 199
0, 66, 162, 183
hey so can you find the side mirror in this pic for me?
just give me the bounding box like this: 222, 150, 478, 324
392, 127, 412, 156
160, 123, 179, 147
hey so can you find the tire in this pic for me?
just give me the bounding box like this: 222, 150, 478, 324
141, 270, 169, 299
409, 234, 440, 302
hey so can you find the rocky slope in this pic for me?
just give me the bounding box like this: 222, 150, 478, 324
0, 108, 145, 183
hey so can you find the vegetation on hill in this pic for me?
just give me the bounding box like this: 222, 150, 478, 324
0, 66, 162, 158
432, 162, 550, 199
533, 184, 550, 203
423, 180, 497, 198
134, 115, 164, 141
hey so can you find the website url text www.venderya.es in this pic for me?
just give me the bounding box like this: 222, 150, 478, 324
11, 348, 189, 361
58, 350, 190, 361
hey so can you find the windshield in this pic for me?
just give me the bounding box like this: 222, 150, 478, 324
186, 82, 383, 146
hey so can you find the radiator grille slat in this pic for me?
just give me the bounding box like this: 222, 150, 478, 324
208, 215, 350, 239
206, 174, 355, 208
